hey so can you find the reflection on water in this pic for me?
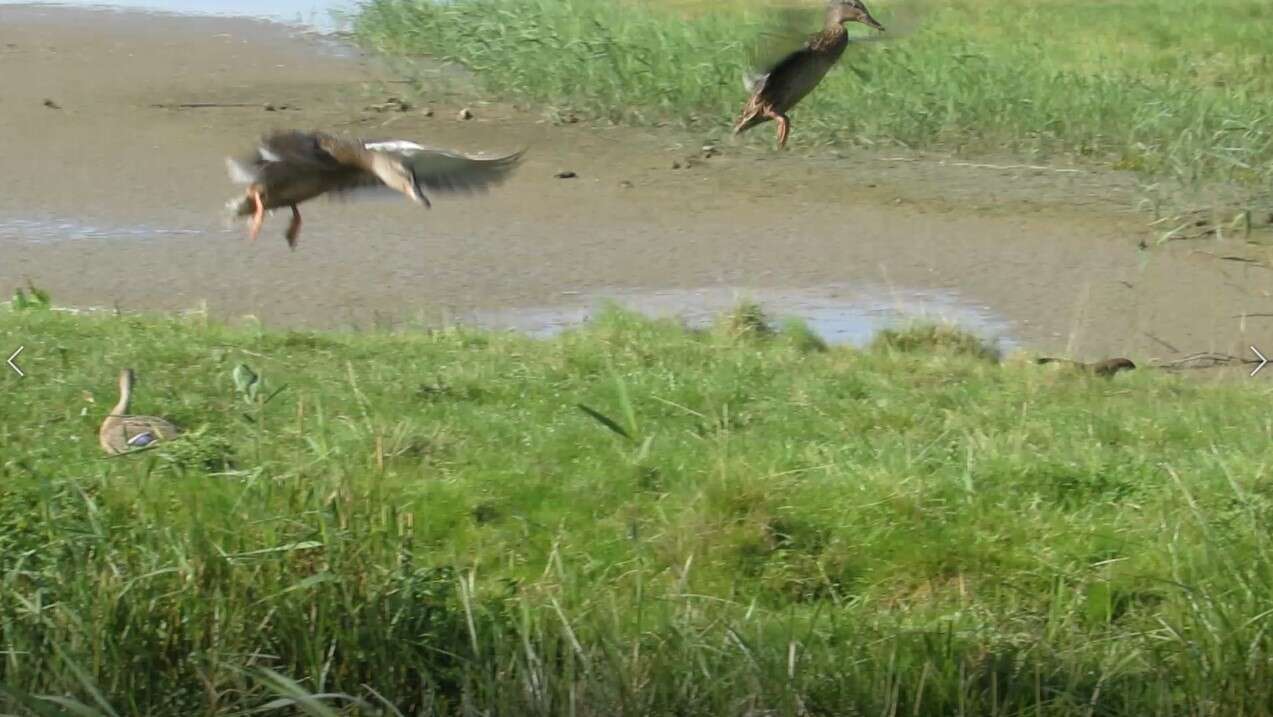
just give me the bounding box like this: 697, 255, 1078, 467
467, 285, 1018, 350
0, 217, 202, 243
0, 0, 359, 32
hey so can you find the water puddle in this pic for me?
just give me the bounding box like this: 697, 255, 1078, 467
0, 0, 360, 33
0, 217, 202, 243
466, 285, 1018, 350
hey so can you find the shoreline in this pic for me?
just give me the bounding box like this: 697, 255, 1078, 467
1, 4, 1270, 361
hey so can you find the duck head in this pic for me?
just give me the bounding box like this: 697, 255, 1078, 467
828, 0, 884, 32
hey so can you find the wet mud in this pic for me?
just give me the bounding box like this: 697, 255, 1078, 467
3, 4, 1272, 363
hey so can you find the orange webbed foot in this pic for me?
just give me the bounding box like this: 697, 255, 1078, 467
247, 189, 265, 242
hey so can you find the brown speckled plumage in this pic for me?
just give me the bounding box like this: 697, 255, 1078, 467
1035, 357, 1137, 377
225, 130, 524, 249
99, 369, 181, 456
734, 0, 884, 149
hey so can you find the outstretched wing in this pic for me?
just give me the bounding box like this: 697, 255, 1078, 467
365, 142, 525, 195
225, 131, 525, 207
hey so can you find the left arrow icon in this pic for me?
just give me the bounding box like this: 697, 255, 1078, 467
7, 346, 24, 377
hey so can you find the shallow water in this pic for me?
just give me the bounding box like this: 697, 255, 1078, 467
0, 217, 203, 244
0, 0, 359, 31
466, 285, 1018, 350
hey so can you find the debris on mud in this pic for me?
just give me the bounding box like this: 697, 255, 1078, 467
367, 97, 410, 113
1148, 206, 1272, 244
555, 170, 578, 179
43, 98, 61, 109
148, 101, 294, 111
457, 107, 474, 120
1149, 352, 1264, 372
419, 107, 434, 117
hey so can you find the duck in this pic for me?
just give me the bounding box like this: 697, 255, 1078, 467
733, 0, 884, 150
225, 130, 524, 249
1035, 357, 1137, 378
99, 369, 181, 456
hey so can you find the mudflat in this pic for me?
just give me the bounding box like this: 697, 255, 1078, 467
2, 4, 1270, 360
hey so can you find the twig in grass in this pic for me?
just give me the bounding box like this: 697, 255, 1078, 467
1188, 250, 1272, 269
1157, 222, 1214, 243
1149, 352, 1260, 370
874, 157, 1085, 173
1148, 210, 1207, 228
576, 403, 633, 441
360, 684, 406, 717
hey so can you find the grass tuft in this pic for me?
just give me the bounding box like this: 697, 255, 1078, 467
871, 321, 1002, 362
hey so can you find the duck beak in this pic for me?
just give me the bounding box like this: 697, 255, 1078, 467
860, 12, 884, 31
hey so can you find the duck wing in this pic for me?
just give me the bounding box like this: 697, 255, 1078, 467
318, 136, 524, 206
744, 0, 915, 96
100, 414, 181, 456
227, 131, 524, 206
743, 4, 819, 93
226, 130, 349, 184
747, 44, 818, 97
364, 141, 525, 195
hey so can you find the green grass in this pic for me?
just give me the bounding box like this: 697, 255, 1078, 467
3, 300, 1273, 714
354, 0, 1273, 192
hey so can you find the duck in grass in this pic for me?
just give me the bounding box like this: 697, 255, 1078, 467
1035, 357, 1138, 378
226, 130, 524, 249
99, 369, 181, 456
733, 0, 884, 150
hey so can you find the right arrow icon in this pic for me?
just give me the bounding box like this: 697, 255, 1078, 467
1251, 346, 1268, 377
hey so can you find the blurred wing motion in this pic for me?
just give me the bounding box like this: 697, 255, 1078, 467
744, 45, 817, 98
744, 5, 821, 90
362, 140, 526, 201
226, 130, 341, 185
224, 129, 525, 248
226, 130, 524, 206
742, 0, 928, 91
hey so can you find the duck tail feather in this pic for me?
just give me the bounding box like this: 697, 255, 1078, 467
226, 157, 258, 184
224, 194, 253, 220
743, 71, 767, 94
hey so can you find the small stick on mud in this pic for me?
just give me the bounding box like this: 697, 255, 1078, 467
1188, 250, 1273, 270
1142, 332, 1180, 354
874, 157, 1085, 174
1149, 352, 1261, 370
150, 102, 294, 110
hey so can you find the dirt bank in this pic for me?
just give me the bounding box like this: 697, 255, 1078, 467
2, 4, 1271, 363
